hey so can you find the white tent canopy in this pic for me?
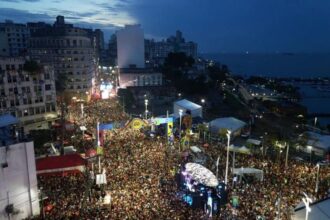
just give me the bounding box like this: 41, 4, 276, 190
209, 117, 246, 135
305, 132, 330, 152
233, 167, 264, 181
228, 145, 251, 154
247, 138, 261, 146
190, 146, 202, 153
238, 146, 251, 154
173, 99, 202, 118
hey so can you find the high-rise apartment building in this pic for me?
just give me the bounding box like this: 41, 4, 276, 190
117, 25, 145, 68
116, 25, 162, 88
107, 34, 117, 66
0, 20, 30, 56
28, 16, 96, 95
0, 57, 57, 131
146, 30, 198, 65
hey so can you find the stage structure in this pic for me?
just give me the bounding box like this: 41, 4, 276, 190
176, 163, 227, 217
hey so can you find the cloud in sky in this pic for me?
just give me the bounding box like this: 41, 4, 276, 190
1, 0, 330, 52
0, 0, 136, 27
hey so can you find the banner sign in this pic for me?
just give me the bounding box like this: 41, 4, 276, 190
96, 173, 107, 185
96, 146, 104, 155
99, 123, 113, 131
150, 117, 173, 143
127, 118, 147, 130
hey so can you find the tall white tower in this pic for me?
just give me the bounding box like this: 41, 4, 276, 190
117, 24, 145, 68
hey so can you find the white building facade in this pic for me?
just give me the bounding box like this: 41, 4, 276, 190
119, 68, 162, 88
0, 57, 57, 132
0, 142, 40, 220
0, 20, 30, 56
117, 25, 145, 68
29, 16, 96, 94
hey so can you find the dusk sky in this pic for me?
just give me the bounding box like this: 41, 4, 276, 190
1, 0, 330, 53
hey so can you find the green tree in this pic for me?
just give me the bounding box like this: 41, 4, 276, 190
219, 128, 228, 143
23, 60, 42, 75
207, 65, 227, 85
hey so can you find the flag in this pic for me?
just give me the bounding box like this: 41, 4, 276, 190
99, 123, 113, 130
96, 146, 104, 155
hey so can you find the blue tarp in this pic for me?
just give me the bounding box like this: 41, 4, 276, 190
0, 114, 19, 128
99, 123, 114, 131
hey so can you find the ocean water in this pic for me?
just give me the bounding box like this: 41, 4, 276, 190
203, 53, 330, 126
203, 53, 330, 78
297, 84, 330, 127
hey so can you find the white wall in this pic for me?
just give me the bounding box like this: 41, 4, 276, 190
119, 72, 163, 88
0, 142, 40, 220
117, 25, 145, 68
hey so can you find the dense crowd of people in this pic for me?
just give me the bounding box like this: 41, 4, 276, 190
203, 144, 330, 219
32, 98, 330, 219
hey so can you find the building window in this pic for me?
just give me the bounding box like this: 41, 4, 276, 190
46, 104, 51, 112
23, 109, 28, 116
45, 84, 52, 90
46, 95, 52, 101
29, 107, 34, 115
40, 106, 45, 113
35, 107, 40, 114
10, 100, 14, 107
17, 110, 22, 117
44, 73, 50, 80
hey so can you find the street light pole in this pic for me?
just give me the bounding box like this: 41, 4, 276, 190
81, 103, 85, 137
216, 156, 220, 178
179, 109, 183, 151
145, 99, 148, 120
285, 142, 289, 169
315, 164, 320, 194
225, 130, 231, 186
201, 99, 205, 118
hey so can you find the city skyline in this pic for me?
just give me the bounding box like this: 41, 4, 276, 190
1, 0, 330, 53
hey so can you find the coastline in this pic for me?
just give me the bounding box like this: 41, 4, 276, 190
202, 53, 330, 127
